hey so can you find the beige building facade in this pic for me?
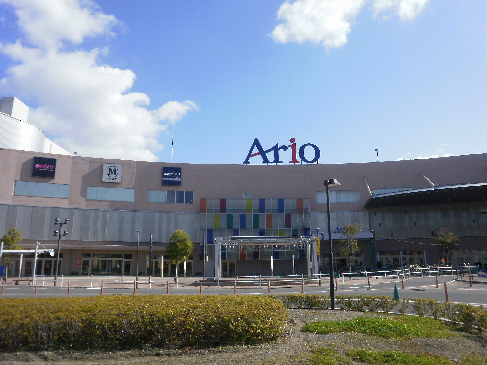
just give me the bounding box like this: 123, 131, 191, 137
1, 147, 486, 278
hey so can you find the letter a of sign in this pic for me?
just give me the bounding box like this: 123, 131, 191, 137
243, 138, 270, 164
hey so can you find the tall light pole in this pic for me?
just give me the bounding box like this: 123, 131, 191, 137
53, 218, 68, 287
149, 234, 153, 284
316, 228, 320, 274
324, 178, 340, 310
136, 230, 140, 288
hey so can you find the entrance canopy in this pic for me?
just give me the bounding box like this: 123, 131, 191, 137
0, 242, 52, 284
219, 235, 313, 246
213, 236, 317, 280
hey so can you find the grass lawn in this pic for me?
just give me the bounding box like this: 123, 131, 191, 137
303, 314, 486, 365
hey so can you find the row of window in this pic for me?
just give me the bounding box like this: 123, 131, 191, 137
201, 198, 310, 214
13, 181, 194, 204
148, 190, 193, 204
201, 213, 310, 230
87, 186, 135, 202
14, 181, 70, 198
316, 190, 360, 204
15, 180, 410, 205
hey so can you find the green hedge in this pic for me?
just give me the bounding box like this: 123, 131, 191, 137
271, 294, 487, 332
0, 295, 288, 352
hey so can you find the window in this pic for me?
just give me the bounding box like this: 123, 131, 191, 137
316, 190, 360, 204
185, 191, 193, 204
176, 191, 185, 204
148, 190, 194, 204
14, 181, 69, 199
87, 186, 134, 202
167, 191, 176, 203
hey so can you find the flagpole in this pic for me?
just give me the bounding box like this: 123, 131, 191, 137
171, 125, 174, 163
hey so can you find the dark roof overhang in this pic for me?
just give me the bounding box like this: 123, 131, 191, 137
364, 183, 487, 208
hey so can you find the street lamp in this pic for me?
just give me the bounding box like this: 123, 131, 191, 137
53, 218, 68, 287
324, 178, 340, 310
136, 230, 140, 288
316, 228, 320, 274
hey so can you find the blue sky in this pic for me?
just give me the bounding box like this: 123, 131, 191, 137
0, 0, 486, 165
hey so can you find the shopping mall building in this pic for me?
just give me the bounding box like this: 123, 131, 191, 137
1, 97, 487, 278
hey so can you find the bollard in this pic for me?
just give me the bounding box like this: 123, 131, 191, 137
268, 279, 271, 294
68, 280, 71, 295
335, 278, 338, 291
444, 282, 449, 303
301, 276, 305, 294
469, 273, 473, 288
100, 280, 104, 295
234, 279, 237, 295
35, 284, 37, 295
133, 281, 136, 295
402, 277, 404, 289
1, 283, 4, 295
259, 275, 262, 288
436, 275, 439, 288
200, 282, 203, 295
167, 280, 169, 295
319, 276, 322, 287
367, 276, 371, 290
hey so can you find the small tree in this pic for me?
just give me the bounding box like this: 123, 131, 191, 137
339, 224, 361, 273
434, 228, 459, 265
1, 228, 22, 279
166, 230, 193, 277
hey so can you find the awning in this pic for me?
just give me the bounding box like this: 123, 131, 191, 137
365, 183, 487, 208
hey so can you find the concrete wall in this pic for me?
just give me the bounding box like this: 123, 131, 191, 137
0, 204, 200, 245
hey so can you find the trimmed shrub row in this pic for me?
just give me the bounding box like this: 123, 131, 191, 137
0, 295, 288, 352
271, 294, 487, 332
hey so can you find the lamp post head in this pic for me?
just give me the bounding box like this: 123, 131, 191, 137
64, 218, 69, 224
55, 218, 60, 224
325, 178, 341, 188
54, 230, 59, 236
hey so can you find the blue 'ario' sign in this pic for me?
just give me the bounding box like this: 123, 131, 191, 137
243, 138, 320, 164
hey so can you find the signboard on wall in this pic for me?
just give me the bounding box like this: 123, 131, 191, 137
32, 156, 56, 178
163, 167, 181, 186
102, 163, 122, 183
243, 138, 321, 164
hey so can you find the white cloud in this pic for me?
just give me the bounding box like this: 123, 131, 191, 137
397, 145, 452, 161
272, 0, 365, 49
1, 0, 117, 49
372, 0, 429, 21
0, 0, 197, 161
271, 0, 429, 49
153, 101, 199, 125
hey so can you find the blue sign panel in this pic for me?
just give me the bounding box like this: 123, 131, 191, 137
162, 167, 182, 186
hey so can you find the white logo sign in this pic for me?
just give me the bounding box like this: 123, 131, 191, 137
102, 163, 122, 183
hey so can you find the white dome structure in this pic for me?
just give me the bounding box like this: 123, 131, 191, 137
0, 97, 70, 155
